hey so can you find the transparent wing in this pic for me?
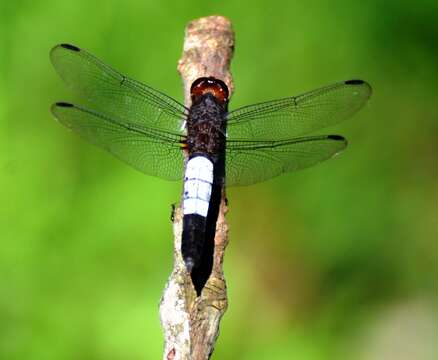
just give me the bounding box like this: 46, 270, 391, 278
50, 43, 188, 133
52, 102, 185, 181
227, 80, 371, 140
225, 135, 347, 186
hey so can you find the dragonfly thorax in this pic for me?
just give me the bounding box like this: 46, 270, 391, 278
186, 93, 227, 156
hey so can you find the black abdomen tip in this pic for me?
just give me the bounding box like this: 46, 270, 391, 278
60, 43, 80, 52
345, 79, 364, 85
56, 102, 74, 107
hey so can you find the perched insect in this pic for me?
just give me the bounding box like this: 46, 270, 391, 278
51, 44, 371, 277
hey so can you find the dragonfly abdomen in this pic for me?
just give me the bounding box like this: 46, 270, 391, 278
182, 155, 214, 272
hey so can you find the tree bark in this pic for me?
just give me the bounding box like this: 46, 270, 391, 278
159, 16, 234, 360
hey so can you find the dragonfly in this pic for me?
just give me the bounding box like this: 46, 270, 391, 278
50, 43, 372, 277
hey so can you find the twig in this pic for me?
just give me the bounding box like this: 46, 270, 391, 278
159, 16, 234, 360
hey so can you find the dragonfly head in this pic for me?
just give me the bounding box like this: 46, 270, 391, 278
190, 77, 229, 106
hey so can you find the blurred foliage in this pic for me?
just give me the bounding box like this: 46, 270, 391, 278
1, 0, 438, 359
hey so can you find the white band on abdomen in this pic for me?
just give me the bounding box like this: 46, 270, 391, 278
183, 156, 213, 217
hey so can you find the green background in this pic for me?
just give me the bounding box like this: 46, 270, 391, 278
2, 0, 438, 359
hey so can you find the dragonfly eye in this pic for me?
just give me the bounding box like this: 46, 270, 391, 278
190, 77, 229, 105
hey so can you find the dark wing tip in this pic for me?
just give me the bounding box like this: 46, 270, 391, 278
50, 44, 81, 63
51, 102, 74, 117
345, 79, 372, 98
59, 43, 80, 52
328, 134, 348, 148
55, 102, 74, 108
327, 134, 345, 141
327, 135, 348, 156
345, 79, 364, 85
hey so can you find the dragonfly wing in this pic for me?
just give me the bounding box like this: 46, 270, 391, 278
225, 135, 347, 186
52, 102, 185, 181
50, 44, 188, 133
227, 80, 371, 140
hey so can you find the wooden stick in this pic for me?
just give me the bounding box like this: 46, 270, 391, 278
159, 16, 234, 360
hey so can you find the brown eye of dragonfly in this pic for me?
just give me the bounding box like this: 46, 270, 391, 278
190, 77, 229, 105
